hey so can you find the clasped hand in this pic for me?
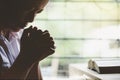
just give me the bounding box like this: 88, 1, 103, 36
20, 26, 55, 63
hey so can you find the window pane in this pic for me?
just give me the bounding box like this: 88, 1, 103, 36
33, 0, 120, 79
28, 0, 120, 59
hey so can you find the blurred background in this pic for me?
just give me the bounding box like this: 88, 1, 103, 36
28, 0, 120, 79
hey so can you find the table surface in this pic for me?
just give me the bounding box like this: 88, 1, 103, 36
69, 63, 120, 80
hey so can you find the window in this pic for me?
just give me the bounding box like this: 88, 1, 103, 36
29, 0, 120, 78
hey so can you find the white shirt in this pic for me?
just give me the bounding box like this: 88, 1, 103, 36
9, 29, 23, 59
0, 29, 23, 68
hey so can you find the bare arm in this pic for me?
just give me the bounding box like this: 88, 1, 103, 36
0, 26, 55, 79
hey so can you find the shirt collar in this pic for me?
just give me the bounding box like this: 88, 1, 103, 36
0, 34, 6, 41
9, 29, 24, 40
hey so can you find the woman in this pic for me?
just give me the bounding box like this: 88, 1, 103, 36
0, 0, 55, 79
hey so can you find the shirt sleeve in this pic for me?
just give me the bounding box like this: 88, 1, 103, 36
0, 46, 11, 73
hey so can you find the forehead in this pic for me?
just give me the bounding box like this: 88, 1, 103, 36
38, 0, 49, 8
22, 0, 49, 11
0, 0, 49, 15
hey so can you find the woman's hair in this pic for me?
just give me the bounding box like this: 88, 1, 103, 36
0, 0, 42, 27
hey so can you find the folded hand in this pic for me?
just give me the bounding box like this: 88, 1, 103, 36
20, 26, 55, 63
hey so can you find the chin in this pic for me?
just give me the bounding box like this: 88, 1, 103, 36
11, 27, 22, 32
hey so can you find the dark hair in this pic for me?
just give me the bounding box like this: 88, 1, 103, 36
0, 0, 42, 28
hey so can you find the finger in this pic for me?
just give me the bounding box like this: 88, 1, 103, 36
29, 25, 33, 29
47, 48, 55, 54
34, 30, 49, 42
40, 47, 55, 57
36, 47, 55, 61
22, 25, 34, 37
42, 31, 51, 40
38, 29, 43, 34
44, 30, 48, 32
22, 29, 30, 38
50, 40, 56, 49
28, 27, 38, 39
33, 26, 38, 30
42, 30, 49, 35
25, 25, 33, 31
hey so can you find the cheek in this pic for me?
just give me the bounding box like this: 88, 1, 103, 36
9, 13, 24, 22
24, 13, 36, 22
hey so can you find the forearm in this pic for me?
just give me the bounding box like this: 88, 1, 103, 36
25, 62, 43, 80
0, 27, 55, 79
0, 52, 35, 80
